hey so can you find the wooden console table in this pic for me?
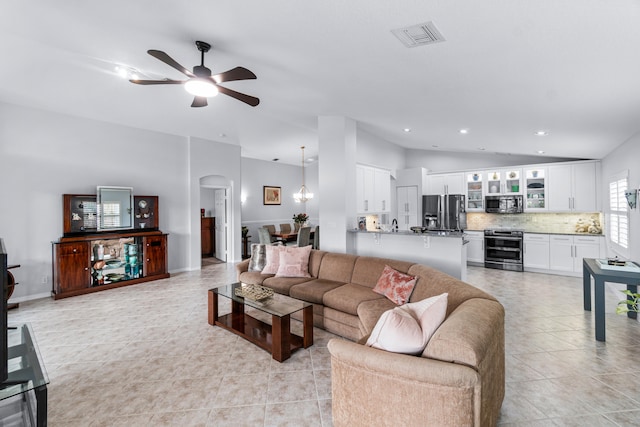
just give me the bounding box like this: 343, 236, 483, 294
583, 258, 640, 342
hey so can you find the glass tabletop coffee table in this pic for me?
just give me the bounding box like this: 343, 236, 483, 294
208, 283, 313, 362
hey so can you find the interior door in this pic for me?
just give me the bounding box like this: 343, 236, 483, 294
214, 189, 227, 261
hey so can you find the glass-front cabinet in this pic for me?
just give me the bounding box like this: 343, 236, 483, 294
90, 237, 142, 286
525, 167, 547, 211
485, 168, 522, 195
53, 192, 168, 300
466, 172, 484, 211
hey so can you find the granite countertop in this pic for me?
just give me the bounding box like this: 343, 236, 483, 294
348, 229, 465, 238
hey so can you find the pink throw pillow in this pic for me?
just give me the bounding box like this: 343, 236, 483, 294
373, 265, 417, 305
275, 245, 312, 277
261, 245, 284, 274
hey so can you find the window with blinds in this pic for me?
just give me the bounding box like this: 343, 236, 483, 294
609, 172, 628, 251
100, 202, 121, 228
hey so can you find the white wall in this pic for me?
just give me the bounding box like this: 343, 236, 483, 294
188, 137, 242, 267
601, 132, 640, 260
0, 102, 190, 300
356, 127, 406, 175
404, 149, 577, 173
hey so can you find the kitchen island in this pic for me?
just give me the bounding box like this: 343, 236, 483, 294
347, 230, 468, 280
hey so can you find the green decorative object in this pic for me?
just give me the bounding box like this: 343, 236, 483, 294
616, 289, 639, 315
293, 213, 309, 224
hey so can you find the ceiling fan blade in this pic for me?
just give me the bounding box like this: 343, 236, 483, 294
211, 66, 257, 83
147, 50, 195, 78
129, 79, 185, 85
191, 97, 208, 108
217, 86, 260, 107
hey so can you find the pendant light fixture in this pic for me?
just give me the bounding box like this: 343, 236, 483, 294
293, 146, 314, 203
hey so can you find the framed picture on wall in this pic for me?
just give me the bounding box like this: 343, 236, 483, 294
263, 186, 281, 205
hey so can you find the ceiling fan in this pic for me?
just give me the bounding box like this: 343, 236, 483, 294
130, 40, 259, 107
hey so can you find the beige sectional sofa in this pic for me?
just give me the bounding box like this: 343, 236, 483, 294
236, 249, 505, 427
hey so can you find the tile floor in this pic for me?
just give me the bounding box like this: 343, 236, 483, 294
7, 263, 640, 426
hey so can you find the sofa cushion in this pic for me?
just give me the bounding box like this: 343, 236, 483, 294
407, 264, 496, 315
276, 245, 312, 278
308, 250, 328, 277
351, 256, 415, 289
317, 253, 358, 283
238, 271, 273, 286
289, 279, 345, 304
323, 283, 384, 315
365, 293, 448, 355
357, 298, 397, 336
261, 245, 285, 274
263, 276, 313, 295
373, 265, 417, 305
248, 244, 267, 271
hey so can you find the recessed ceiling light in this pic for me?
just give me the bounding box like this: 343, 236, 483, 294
403, 128, 412, 133
536, 150, 545, 154
219, 133, 227, 138
477, 147, 486, 151
459, 129, 469, 134
432, 145, 439, 148
535, 131, 548, 136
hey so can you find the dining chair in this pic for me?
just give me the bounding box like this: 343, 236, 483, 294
257, 227, 273, 245
297, 226, 312, 247
294, 222, 301, 232
280, 223, 292, 234
312, 225, 319, 249
264, 224, 277, 235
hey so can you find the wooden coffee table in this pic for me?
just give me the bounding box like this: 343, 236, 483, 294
208, 283, 313, 362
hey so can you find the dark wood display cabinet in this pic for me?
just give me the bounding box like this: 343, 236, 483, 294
52, 193, 169, 300
201, 217, 215, 257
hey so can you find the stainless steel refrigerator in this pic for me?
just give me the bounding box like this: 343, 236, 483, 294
422, 194, 467, 231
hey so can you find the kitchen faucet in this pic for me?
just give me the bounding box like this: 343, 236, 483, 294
392, 218, 398, 231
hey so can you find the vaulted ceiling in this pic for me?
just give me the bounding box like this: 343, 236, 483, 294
2, 1, 639, 165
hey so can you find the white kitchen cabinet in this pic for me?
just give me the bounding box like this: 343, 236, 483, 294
396, 185, 419, 231
465, 172, 485, 211
374, 168, 391, 212
524, 168, 547, 211
465, 231, 484, 264
484, 168, 523, 195
356, 165, 390, 213
427, 172, 464, 195
523, 233, 550, 269
547, 162, 597, 212
549, 235, 602, 273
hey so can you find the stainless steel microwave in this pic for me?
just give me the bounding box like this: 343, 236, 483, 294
485, 195, 523, 214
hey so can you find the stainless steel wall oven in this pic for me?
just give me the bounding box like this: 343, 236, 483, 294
484, 229, 523, 271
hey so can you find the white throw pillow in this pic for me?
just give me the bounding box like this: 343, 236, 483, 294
365, 293, 449, 355
401, 293, 448, 347
365, 307, 424, 354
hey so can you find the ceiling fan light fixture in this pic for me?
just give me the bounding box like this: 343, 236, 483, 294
184, 78, 219, 97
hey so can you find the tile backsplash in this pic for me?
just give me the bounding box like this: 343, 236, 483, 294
466, 212, 604, 235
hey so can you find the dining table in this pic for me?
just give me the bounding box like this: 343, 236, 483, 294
271, 229, 315, 244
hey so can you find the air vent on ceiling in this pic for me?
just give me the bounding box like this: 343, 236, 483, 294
391, 21, 445, 48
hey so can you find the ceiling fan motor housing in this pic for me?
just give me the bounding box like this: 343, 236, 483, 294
193, 65, 212, 77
